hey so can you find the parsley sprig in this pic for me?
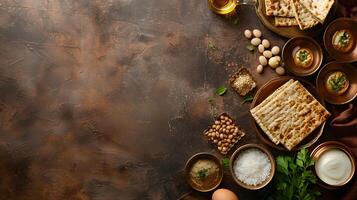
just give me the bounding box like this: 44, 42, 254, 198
268, 148, 320, 200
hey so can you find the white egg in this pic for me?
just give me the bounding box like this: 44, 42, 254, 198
259, 56, 267, 66
256, 65, 264, 74
275, 67, 285, 75
258, 44, 265, 53
263, 50, 272, 58
268, 57, 279, 68
252, 29, 262, 38
251, 38, 261, 46
244, 30, 252, 39
262, 39, 270, 48
271, 46, 280, 55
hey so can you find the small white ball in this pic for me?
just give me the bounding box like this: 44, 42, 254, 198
273, 55, 281, 62
263, 50, 272, 58
251, 38, 261, 46
253, 29, 262, 38
244, 30, 252, 39
256, 65, 264, 74
268, 57, 279, 68
271, 46, 280, 55
258, 44, 265, 53
259, 56, 268, 66
276, 67, 285, 75
262, 39, 270, 48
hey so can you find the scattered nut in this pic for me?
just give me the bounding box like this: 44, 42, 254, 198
262, 39, 270, 48
259, 56, 268, 66
244, 30, 252, 39
268, 57, 279, 68
256, 65, 264, 74
258, 44, 265, 53
274, 55, 281, 62
263, 50, 272, 58
271, 46, 280, 55
251, 38, 261, 46
275, 66, 285, 75
252, 29, 262, 38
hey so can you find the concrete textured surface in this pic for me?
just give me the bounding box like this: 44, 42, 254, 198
0, 0, 352, 199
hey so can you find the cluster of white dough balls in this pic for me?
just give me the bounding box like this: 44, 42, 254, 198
244, 29, 285, 76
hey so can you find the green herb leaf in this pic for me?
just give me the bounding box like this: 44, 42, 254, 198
215, 86, 227, 96
222, 158, 230, 167
269, 148, 320, 200
242, 93, 254, 103
246, 44, 256, 53
197, 168, 209, 179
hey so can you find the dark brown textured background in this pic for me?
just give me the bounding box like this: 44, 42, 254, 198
0, 0, 353, 200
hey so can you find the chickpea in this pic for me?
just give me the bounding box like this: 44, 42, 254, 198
215, 132, 219, 137
213, 139, 218, 144
218, 141, 222, 146
220, 115, 225, 120
228, 135, 233, 139
220, 134, 224, 139
214, 120, 220, 125
222, 124, 226, 128
226, 121, 230, 125
227, 139, 231, 143
218, 146, 222, 151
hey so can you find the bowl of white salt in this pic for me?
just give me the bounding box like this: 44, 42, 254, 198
229, 144, 275, 190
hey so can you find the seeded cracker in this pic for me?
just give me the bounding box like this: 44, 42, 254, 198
229, 68, 257, 96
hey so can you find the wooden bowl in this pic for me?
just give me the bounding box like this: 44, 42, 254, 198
229, 144, 275, 190
250, 77, 326, 151
185, 152, 223, 192
324, 18, 357, 62
316, 61, 357, 105
282, 36, 323, 76
311, 141, 356, 189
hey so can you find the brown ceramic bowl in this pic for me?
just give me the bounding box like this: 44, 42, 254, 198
316, 61, 357, 105
282, 36, 323, 76
185, 152, 223, 192
251, 77, 326, 151
324, 18, 357, 62
311, 141, 356, 189
229, 144, 275, 190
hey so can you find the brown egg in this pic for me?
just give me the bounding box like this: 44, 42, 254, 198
212, 188, 239, 200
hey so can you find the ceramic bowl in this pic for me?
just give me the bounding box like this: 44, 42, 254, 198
324, 18, 357, 62
185, 152, 223, 192
311, 141, 356, 189
282, 36, 323, 76
229, 144, 275, 190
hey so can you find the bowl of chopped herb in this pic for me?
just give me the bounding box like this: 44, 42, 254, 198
185, 152, 223, 192
316, 61, 357, 105
282, 36, 323, 77
324, 18, 357, 62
